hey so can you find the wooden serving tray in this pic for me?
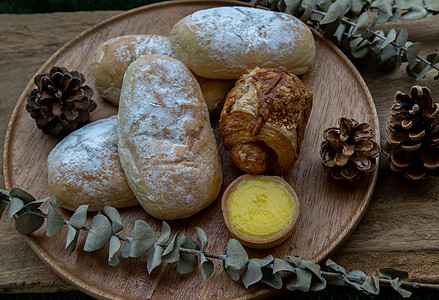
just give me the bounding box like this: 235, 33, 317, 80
3, 1, 379, 299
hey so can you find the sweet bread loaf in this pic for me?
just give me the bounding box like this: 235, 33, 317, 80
118, 54, 222, 220
219, 66, 313, 174
92, 34, 234, 116
169, 6, 315, 79
47, 116, 138, 211
92, 35, 176, 105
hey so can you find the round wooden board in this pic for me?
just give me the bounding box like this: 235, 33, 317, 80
3, 1, 380, 299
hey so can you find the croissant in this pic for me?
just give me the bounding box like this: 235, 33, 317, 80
219, 66, 313, 175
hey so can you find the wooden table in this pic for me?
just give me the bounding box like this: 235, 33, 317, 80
1, 7, 439, 297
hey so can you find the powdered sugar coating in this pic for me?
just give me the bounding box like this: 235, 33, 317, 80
118, 55, 222, 220
92, 35, 177, 104
47, 116, 137, 211
169, 6, 315, 79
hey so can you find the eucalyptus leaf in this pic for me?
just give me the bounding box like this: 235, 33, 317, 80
108, 235, 121, 266
162, 232, 185, 263
7, 198, 24, 222
402, 5, 427, 20
102, 206, 124, 234
224, 267, 240, 281
261, 267, 283, 289
405, 42, 423, 67
380, 29, 396, 49
350, 37, 370, 58
283, 0, 302, 15
273, 258, 296, 273
200, 253, 214, 282
252, 255, 274, 267
224, 239, 248, 271
389, 278, 412, 298
289, 256, 326, 291
147, 245, 164, 274
343, 270, 365, 291
195, 227, 208, 251
65, 224, 79, 255
84, 214, 112, 252
51, 195, 58, 209
426, 0, 439, 11
396, 0, 423, 10
379, 268, 409, 281
396, 29, 409, 51
46, 204, 64, 237
130, 220, 155, 258
177, 238, 199, 274
9, 188, 35, 204
350, 0, 364, 15
68, 204, 89, 229
23, 199, 46, 211
0, 189, 9, 198
426, 52, 439, 65
326, 259, 347, 274
121, 240, 132, 258
15, 210, 45, 235
286, 268, 312, 292
379, 44, 398, 67
361, 275, 380, 295
333, 23, 347, 43
352, 12, 369, 36
415, 65, 432, 80
157, 221, 170, 246
376, 0, 393, 23
242, 259, 263, 288
320, 1, 343, 25
300, 5, 313, 23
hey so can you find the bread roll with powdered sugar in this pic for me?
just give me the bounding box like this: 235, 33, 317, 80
92, 34, 234, 115
169, 6, 315, 79
47, 116, 138, 211
117, 54, 222, 220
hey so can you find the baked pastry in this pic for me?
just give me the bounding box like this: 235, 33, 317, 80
219, 66, 313, 175
169, 6, 315, 79
118, 54, 222, 220
92, 34, 234, 116
92, 35, 176, 105
47, 116, 138, 211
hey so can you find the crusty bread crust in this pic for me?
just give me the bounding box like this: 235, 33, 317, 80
118, 55, 222, 220
169, 6, 315, 79
47, 116, 138, 211
92, 34, 234, 116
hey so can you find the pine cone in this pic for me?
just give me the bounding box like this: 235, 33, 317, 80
26, 66, 97, 136
320, 117, 380, 181
382, 85, 439, 180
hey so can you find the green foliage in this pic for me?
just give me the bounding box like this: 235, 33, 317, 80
249, 0, 439, 80
0, 188, 430, 297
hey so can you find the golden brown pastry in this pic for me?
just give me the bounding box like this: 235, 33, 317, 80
169, 6, 315, 79
47, 116, 138, 211
219, 66, 313, 175
118, 54, 222, 220
92, 34, 234, 116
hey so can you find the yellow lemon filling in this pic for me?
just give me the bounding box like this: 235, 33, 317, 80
227, 177, 295, 238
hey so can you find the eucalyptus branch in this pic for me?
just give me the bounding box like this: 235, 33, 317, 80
247, 0, 439, 80
1, 188, 438, 297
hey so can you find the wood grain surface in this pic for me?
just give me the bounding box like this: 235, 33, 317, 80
2, 1, 379, 299
0, 0, 438, 298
